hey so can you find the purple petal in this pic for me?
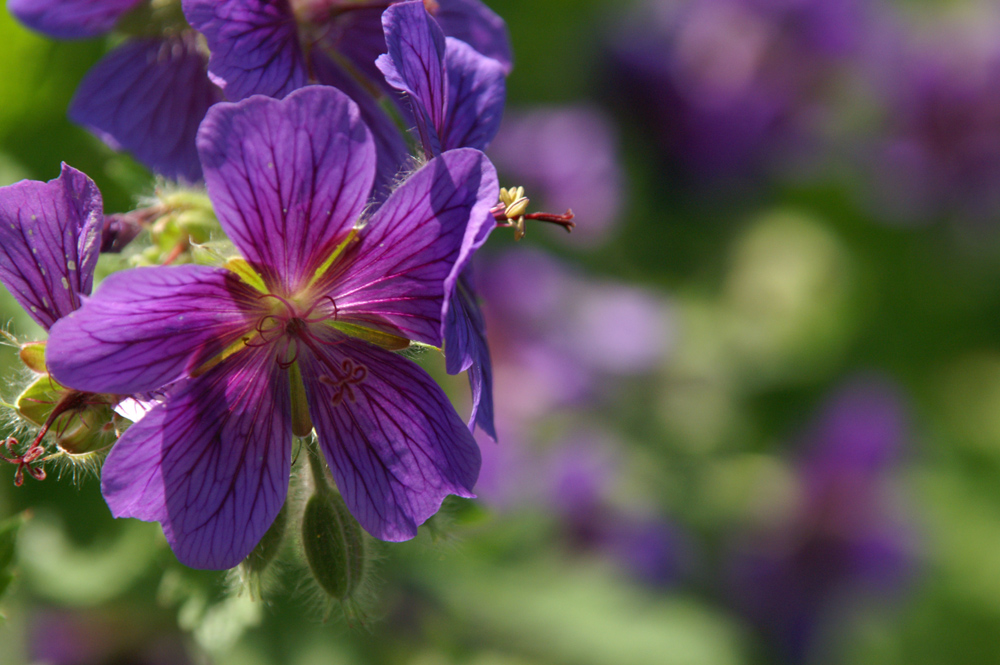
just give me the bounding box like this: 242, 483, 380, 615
311, 54, 411, 199
329, 148, 498, 346
0, 164, 102, 330
47, 265, 254, 395
378, 0, 449, 155
316, 3, 387, 86
434, 0, 512, 74
197, 86, 376, 293
69, 35, 222, 183
101, 346, 291, 569
442, 37, 505, 151
182, 0, 307, 101
300, 331, 480, 541
445, 271, 495, 439
7, 0, 141, 39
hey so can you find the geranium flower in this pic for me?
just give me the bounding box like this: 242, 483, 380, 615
46, 85, 499, 569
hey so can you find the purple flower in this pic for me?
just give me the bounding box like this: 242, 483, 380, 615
0, 163, 102, 330
727, 376, 914, 663
46, 86, 499, 569
376, 0, 507, 437
183, 0, 511, 190
607, 0, 868, 180
866, 29, 1000, 226
8, 1, 222, 181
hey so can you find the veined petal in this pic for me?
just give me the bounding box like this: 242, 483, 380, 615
0, 163, 102, 330
47, 265, 254, 395
442, 36, 505, 151
197, 86, 376, 293
444, 270, 495, 439
331, 148, 498, 346
435, 0, 513, 74
378, 0, 449, 156
300, 331, 480, 541
8, 0, 141, 39
69, 35, 223, 183
182, 0, 307, 101
101, 345, 292, 569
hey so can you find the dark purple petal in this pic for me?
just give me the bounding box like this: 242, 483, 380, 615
0, 164, 102, 330
434, 0, 512, 73
101, 346, 292, 569
182, 0, 307, 101
69, 35, 222, 183
329, 148, 498, 346
316, 3, 387, 85
444, 271, 495, 438
300, 331, 480, 541
378, 0, 449, 155
47, 266, 254, 395
311, 54, 411, 199
197, 86, 376, 293
7, 0, 141, 39
441, 36, 505, 151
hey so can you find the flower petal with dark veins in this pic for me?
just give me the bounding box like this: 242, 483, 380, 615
197, 86, 376, 294
378, 0, 449, 156
69, 36, 223, 183
301, 332, 479, 541
183, 0, 307, 101
48, 265, 254, 395
330, 148, 498, 346
101, 345, 292, 569
0, 163, 102, 330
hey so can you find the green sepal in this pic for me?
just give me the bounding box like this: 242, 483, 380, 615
18, 341, 46, 374
15, 378, 118, 455
16, 373, 67, 427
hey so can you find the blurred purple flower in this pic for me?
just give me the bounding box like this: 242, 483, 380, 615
607, 0, 869, 180
868, 30, 1000, 226
47, 86, 498, 568
30, 607, 192, 665
727, 375, 914, 663
8, 1, 221, 181
480, 248, 673, 420
488, 106, 624, 246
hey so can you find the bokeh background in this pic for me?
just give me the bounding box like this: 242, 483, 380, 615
3, 0, 1000, 663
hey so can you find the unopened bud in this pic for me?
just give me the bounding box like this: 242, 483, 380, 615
301, 491, 367, 602
18, 342, 46, 374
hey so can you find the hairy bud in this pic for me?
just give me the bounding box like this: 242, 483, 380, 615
301, 490, 367, 602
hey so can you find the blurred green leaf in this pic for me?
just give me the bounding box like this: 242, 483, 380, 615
0, 512, 27, 571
